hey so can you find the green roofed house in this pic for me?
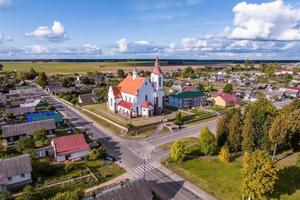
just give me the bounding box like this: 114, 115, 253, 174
26, 111, 64, 127
167, 91, 208, 109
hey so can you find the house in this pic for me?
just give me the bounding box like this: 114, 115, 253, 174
2, 119, 56, 145
20, 99, 42, 108
107, 57, 165, 118
94, 178, 153, 200
78, 94, 99, 105
212, 92, 239, 107
279, 86, 300, 98
168, 91, 207, 109
6, 106, 35, 117
26, 111, 64, 127
0, 154, 32, 192
265, 90, 286, 101
51, 134, 89, 162
45, 82, 75, 95
274, 68, 294, 76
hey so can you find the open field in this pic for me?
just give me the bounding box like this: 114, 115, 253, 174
165, 153, 300, 200
2, 61, 210, 74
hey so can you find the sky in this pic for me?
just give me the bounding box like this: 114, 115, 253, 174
1, 0, 300, 59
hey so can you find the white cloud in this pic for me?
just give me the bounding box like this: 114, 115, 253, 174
25, 21, 68, 42
26, 44, 50, 54
0, 33, 12, 43
116, 38, 128, 52
82, 43, 100, 53
230, 0, 300, 41
0, 0, 10, 8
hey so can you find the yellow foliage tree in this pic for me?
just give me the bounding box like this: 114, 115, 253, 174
218, 147, 230, 164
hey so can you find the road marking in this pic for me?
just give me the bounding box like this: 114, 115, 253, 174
132, 162, 159, 176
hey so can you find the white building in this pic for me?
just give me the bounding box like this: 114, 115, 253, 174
107, 57, 165, 118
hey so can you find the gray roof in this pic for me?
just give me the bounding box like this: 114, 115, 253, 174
0, 154, 32, 184
78, 94, 96, 104
2, 119, 56, 138
6, 106, 35, 116
95, 179, 153, 200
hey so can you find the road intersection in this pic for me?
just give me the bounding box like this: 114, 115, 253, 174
39, 87, 217, 200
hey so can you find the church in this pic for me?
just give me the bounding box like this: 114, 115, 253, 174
107, 57, 165, 118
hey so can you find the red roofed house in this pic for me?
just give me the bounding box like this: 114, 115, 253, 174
51, 134, 89, 162
107, 57, 165, 118
212, 92, 240, 108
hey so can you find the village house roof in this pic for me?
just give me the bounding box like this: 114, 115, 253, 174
117, 101, 133, 110
2, 119, 56, 138
286, 86, 300, 91
95, 178, 153, 200
182, 85, 198, 92
0, 154, 32, 185
52, 134, 89, 156
112, 87, 122, 98
78, 94, 97, 104
26, 111, 64, 123
6, 106, 35, 116
169, 91, 207, 99
117, 76, 145, 95
141, 100, 152, 108
212, 92, 238, 103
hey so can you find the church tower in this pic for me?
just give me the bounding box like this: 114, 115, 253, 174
151, 56, 164, 114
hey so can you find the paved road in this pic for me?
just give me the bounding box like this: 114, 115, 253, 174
39, 88, 216, 200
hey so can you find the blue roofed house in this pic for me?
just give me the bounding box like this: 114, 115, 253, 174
26, 111, 64, 127
167, 91, 208, 109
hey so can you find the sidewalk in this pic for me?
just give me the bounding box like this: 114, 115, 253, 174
155, 162, 217, 200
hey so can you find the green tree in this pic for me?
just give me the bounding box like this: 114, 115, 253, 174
218, 146, 230, 164
170, 140, 185, 162
36, 72, 48, 88
117, 69, 125, 78
28, 67, 38, 79
246, 97, 277, 150
0, 191, 10, 200
16, 136, 35, 156
174, 111, 183, 126
88, 146, 106, 161
268, 114, 289, 160
286, 109, 300, 151
223, 83, 233, 94
242, 112, 256, 153
32, 128, 47, 147
241, 150, 278, 200
52, 189, 84, 200
199, 127, 216, 155
182, 66, 194, 78
0, 64, 3, 71
216, 115, 229, 148
227, 110, 243, 152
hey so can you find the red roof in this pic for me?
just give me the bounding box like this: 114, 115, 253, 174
117, 101, 133, 110
52, 134, 89, 156
183, 85, 198, 91
212, 92, 238, 103
286, 86, 300, 91
117, 76, 145, 95
152, 56, 162, 75
141, 100, 152, 108
112, 87, 122, 98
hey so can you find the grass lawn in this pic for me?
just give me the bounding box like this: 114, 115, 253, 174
190, 109, 216, 119
165, 153, 300, 200
82, 103, 177, 127
3, 61, 155, 74
159, 137, 199, 151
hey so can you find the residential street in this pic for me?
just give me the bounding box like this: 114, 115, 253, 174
40, 88, 216, 200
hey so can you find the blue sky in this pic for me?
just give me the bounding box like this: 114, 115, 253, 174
1, 0, 300, 59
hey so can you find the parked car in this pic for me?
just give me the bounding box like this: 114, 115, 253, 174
104, 154, 116, 162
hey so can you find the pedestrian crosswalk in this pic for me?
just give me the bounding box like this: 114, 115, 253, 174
132, 162, 160, 176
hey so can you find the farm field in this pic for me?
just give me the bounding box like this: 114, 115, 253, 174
2, 61, 154, 74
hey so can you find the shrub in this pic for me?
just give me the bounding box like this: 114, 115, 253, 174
64, 161, 75, 173
170, 140, 186, 162
218, 146, 230, 164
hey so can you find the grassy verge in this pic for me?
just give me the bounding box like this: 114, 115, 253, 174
164, 153, 300, 200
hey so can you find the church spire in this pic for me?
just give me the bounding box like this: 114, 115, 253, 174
132, 65, 138, 80
152, 56, 162, 75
